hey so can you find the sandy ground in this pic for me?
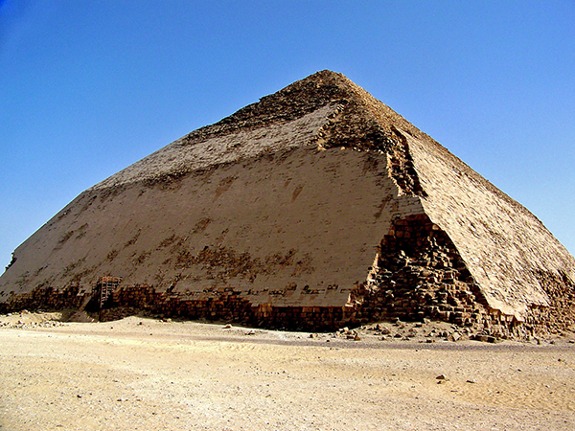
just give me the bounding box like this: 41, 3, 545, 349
1, 312, 574, 431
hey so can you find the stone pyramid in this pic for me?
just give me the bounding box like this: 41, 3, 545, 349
1, 70, 574, 338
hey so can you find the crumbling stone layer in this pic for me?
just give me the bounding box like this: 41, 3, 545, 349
350, 214, 559, 339
0, 284, 353, 331
2, 265, 573, 338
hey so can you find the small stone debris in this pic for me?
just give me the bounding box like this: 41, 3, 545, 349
223, 324, 233, 329
450, 332, 461, 342
466, 379, 476, 384
436, 374, 447, 380
472, 334, 497, 343
335, 326, 362, 341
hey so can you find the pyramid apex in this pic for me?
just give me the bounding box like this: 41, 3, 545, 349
300, 69, 350, 83
279, 69, 358, 95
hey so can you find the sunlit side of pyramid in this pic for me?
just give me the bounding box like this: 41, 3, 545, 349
1, 71, 574, 337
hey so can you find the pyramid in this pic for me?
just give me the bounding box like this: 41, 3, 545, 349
1, 70, 574, 337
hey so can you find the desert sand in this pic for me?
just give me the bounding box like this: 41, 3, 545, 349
1, 312, 574, 431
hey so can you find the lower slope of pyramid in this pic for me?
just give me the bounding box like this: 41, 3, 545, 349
0, 99, 403, 329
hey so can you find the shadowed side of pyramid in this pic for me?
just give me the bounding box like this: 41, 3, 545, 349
1, 70, 574, 338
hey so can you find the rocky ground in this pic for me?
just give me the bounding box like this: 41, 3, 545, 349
1, 311, 574, 430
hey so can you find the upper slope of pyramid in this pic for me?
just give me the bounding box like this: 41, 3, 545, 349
91, 70, 427, 191
179, 70, 422, 142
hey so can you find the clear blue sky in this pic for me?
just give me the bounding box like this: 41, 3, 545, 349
1, 0, 574, 271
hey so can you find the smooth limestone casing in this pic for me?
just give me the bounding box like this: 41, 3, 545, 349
0, 105, 407, 309
403, 129, 575, 319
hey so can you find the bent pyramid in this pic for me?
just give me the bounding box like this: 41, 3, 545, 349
1, 71, 574, 337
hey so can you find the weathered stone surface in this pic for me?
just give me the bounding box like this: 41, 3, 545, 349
1, 70, 574, 337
